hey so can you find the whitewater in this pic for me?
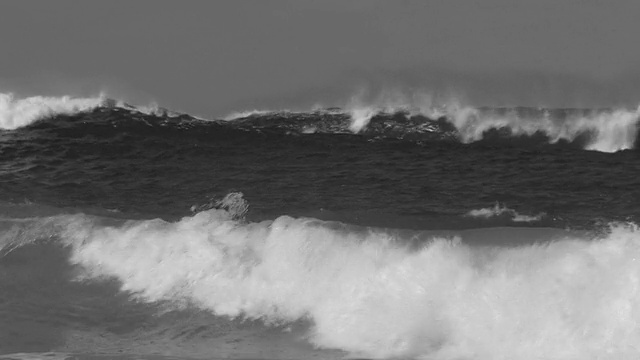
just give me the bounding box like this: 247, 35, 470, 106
2, 92, 640, 360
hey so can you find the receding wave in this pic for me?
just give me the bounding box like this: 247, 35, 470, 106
3, 196, 640, 359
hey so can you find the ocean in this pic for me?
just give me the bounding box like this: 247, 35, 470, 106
1, 93, 640, 360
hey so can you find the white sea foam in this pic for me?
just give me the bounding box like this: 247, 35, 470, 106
466, 203, 545, 223
448, 104, 640, 153
0, 93, 106, 130
32, 204, 640, 359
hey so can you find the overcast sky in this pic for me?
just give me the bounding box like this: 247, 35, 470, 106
2, 1, 640, 116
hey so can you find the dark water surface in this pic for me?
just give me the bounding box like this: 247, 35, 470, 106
2, 107, 639, 227
2, 102, 640, 359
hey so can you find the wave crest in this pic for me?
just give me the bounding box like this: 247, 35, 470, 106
0, 93, 107, 130
343, 103, 640, 153
0, 93, 198, 130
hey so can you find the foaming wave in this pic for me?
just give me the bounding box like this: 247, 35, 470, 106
448, 105, 640, 153
5, 206, 635, 358
0, 92, 204, 130
340, 90, 640, 152
0, 93, 106, 130
466, 203, 545, 223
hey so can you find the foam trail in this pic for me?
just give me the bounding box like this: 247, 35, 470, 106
4, 206, 628, 359
0, 93, 106, 130
466, 203, 545, 223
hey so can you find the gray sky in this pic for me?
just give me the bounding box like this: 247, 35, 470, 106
2, 0, 640, 116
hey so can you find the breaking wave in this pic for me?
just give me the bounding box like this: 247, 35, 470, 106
0, 93, 195, 130
344, 103, 640, 153
0, 93, 106, 130
448, 105, 640, 153
3, 194, 640, 359
3, 91, 639, 153
222, 96, 640, 152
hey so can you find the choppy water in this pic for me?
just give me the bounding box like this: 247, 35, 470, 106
2, 93, 640, 360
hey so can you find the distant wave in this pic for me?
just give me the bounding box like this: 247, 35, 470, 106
223, 103, 640, 152
0, 92, 195, 130
466, 203, 545, 223
449, 105, 640, 153
3, 92, 639, 153
342, 103, 640, 153
3, 193, 640, 359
